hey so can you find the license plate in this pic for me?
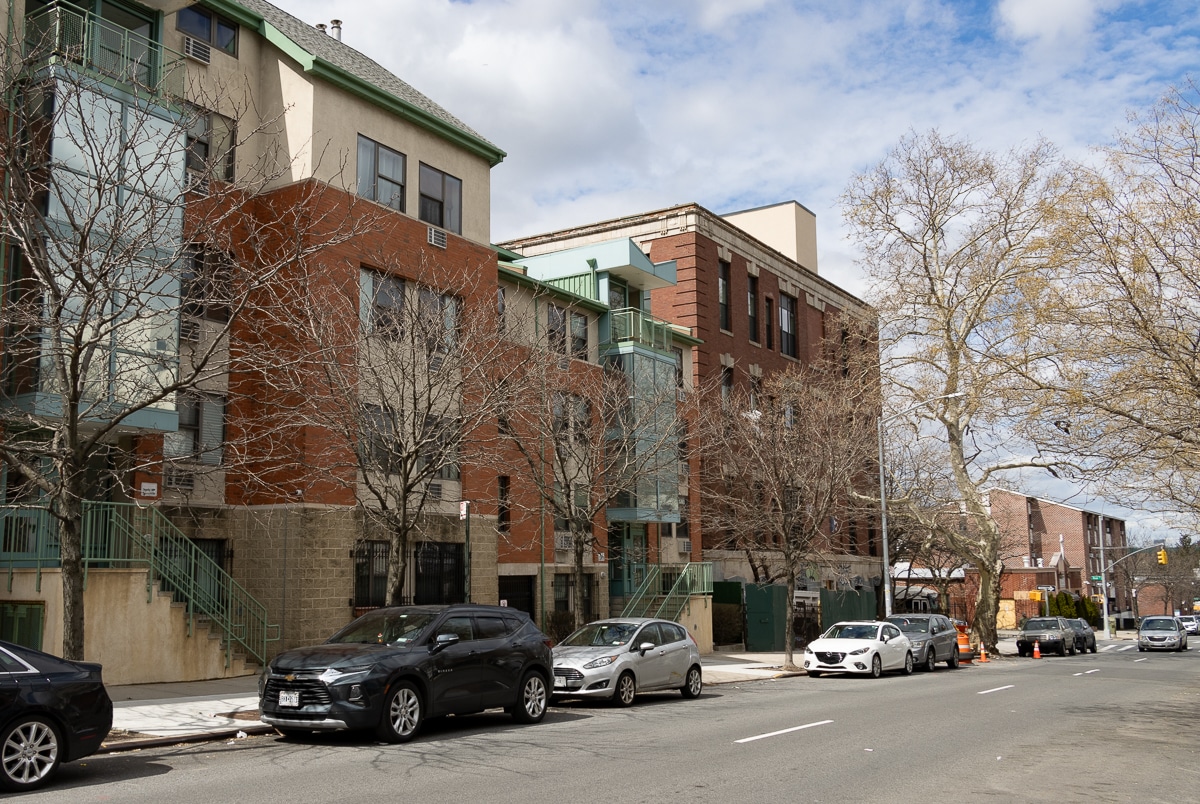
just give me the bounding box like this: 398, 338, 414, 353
278, 691, 300, 707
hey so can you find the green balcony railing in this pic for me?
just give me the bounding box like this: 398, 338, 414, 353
1, 502, 279, 666
607, 308, 675, 352
25, 1, 186, 99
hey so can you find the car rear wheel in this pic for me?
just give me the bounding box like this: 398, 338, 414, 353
869, 654, 882, 679
680, 665, 703, 699
512, 672, 548, 724
0, 715, 61, 792
613, 672, 637, 707
901, 652, 914, 675
376, 681, 422, 743
923, 648, 938, 672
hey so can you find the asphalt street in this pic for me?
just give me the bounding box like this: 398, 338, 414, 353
20, 642, 1200, 803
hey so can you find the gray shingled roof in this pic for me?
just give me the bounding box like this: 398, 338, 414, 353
234, 0, 499, 152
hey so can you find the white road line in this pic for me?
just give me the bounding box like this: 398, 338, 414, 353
1134, 657, 1148, 663
1073, 672, 1084, 676
1101, 645, 1117, 651
1085, 669, 1100, 674
1118, 645, 1137, 652
736, 720, 833, 744
978, 685, 1014, 695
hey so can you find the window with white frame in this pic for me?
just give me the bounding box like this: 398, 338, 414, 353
177, 5, 238, 55
780, 293, 798, 358
182, 244, 231, 322
363, 269, 405, 337
185, 105, 235, 182
570, 311, 588, 360
164, 392, 225, 465
548, 304, 567, 354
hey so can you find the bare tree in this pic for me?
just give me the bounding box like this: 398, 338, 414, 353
485, 299, 685, 630
843, 129, 1071, 653
0, 21, 364, 658
259, 250, 522, 607
1032, 82, 1200, 523
693, 328, 878, 670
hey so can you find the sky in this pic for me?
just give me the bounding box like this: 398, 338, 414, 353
271, 0, 1197, 537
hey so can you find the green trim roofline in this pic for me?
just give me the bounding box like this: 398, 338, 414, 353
205, 1, 506, 166
498, 263, 608, 314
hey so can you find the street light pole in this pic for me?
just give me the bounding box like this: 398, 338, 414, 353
878, 392, 964, 617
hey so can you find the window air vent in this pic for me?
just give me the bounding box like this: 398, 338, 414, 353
164, 468, 195, 490
554, 532, 573, 552
183, 36, 212, 64
180, 319, 201, 343
679, 539, 692, 554
428, 482, 442, 500
427, 227, 447, 249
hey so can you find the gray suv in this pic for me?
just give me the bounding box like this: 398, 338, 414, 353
886, 614, 960, 671
1017, 616, 1076, 657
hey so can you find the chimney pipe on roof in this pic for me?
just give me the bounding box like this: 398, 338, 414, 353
315, 23, 326, 34
330, 19, 343, 41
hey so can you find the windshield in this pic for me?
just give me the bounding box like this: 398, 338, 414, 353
823, 623, 879, 640
561, 622, 639, 647
1025, 619, 1060, 631
887, 618, 929, 634
1141, 618, 1178, 632
328, 610, 437, 645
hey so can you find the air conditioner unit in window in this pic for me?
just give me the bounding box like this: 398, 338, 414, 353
428, 482, 442, 500
164, 468, 195, 490
186, 171, 210, 196
554, 532, 573, 551
182, 36, 212, 64
179, 319, 201, 343
427, 227, 447, 249
679, 539, 692, 554
676, 389, 688, 403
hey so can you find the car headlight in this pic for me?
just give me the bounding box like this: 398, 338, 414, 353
583, 655, 619, 669
319, 664, 374, 684
804, 647, 814, 655
848, 647, 870, 656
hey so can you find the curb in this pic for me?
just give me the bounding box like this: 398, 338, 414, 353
97, 724, 276, 754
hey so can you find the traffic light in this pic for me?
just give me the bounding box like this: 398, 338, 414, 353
1157, 548, 1169, 565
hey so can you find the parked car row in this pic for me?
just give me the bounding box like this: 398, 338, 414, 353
1016, 616, 1098, 656
258, 605, 704, 746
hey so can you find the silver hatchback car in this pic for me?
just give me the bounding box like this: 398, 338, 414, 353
551, 618, 703, 706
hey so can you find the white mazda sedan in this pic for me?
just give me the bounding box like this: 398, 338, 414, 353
803, 621, 914, 678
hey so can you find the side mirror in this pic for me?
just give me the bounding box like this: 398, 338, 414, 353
638, 642, 654, 654
431, 633, 460, 653
881, 635, 890, 643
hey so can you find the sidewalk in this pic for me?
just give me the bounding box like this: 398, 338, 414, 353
100, 653, 801, 752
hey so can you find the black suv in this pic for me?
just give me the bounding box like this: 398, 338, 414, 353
260, 604, 552, 743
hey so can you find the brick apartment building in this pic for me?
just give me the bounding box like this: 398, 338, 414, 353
920, 489, 1131, 628
502, 201, 884, 597
1, 0, 710, 680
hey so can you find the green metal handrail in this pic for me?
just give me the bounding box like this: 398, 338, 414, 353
25, 1, 186, 99
1, 503, 278, 666
608, 308, 674, 352
653, 562, 714, 621
619, 564, 663, 618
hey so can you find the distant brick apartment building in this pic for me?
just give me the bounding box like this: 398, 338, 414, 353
503, 201, 884, 598
919, 489, 1131, 627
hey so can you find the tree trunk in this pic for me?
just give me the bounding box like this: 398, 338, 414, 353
58, 499, 85, 661
972, 560, 1002, 654
783, 562, 798, 670
386, 524, 410, 606
572, 533, 588, 629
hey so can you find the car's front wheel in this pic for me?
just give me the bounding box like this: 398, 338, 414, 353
680, 665, 703, 699
613, 672, 637, 707
869, 654, 883, 679
901, 652, 914, 676
512, 672, 548, 724
923, 648, 938, 672
0, 715, 61, 792
948, 649, 960, 668
377, 681, 422, 743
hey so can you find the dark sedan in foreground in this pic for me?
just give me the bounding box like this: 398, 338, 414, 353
260, 604, 552, 743
0, 640, 112, 792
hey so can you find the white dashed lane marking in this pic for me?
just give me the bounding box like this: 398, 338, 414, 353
736, 720, 834, 744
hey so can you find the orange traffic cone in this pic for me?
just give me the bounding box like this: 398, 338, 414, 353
979, 643, 989, 663
1033, 640, 1041, 659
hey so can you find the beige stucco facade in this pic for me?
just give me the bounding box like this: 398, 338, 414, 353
721, 201, 819, 274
